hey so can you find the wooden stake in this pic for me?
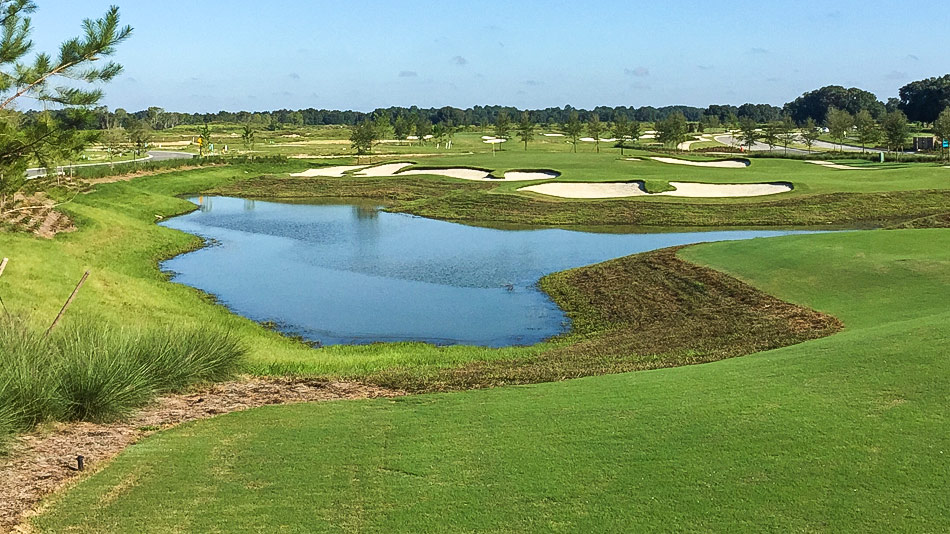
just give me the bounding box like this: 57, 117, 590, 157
0, 257, 7, 278
46, 271, 89, 336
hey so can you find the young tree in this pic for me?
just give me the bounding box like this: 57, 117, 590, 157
101, 127, 127, 169
882, 110, 911, 160
655, 112, 688, 149
612, 114, 631, 155
932, 107, 950, 162
762, 121, 781, 151
736, 117, 760, 152
415, 118, 432, 144
563, 111, 583, 153
853, 110, 880, 152
197, 124, 212, 157
586, 113, 604, 153
0, 2, 132, 205
779, 115, 797, 155
373, 113, 393, 141
516, 111, 535, 151
800, 118, 821, 153
393, 116, 410, 139
826, 107, 854, 151
494, 111, 511, 139
127, 119, 152, 158
350, 120, 378, 158
241, 124, 255, 150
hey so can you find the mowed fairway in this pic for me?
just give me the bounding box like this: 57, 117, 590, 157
32, 229, 950, 533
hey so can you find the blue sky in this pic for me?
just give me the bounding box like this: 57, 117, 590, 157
28, 1, 949, 112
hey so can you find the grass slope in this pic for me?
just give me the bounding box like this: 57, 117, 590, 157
33, 229, 950, 533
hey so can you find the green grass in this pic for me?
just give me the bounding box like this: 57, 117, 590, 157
32, 229, 950, 533
3, 155, 949, 385
215, 152, 950, 229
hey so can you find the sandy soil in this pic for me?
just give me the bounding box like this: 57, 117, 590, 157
349, 164, 557, 182
355, 163, 412, 176
1, 377, 402, 531
806, 160, 863, 170
520, 181, 791, 199
400, 168, 492, 180
502, 171, 560, 181
658, 181, 791, 197
290, 165, 368, 177
651, 157, 749, 168
521, 182, 649, 198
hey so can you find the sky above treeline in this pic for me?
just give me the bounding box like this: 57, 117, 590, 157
28, 1, 949, 113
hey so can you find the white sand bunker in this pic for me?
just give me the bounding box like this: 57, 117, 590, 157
350, 164, 559, 182
399, 168, 492, 180
624, 157, 642, 161
355, 163, 412, 176
503, 170, 560, 181
651, 157, 750, 169
290, 165, 368, 177
520, 181, 791, 199
806, 160, 863, 170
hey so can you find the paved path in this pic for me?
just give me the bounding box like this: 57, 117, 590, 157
26, 150, 193, 178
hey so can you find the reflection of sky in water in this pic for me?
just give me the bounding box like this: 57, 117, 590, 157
161, 197, 811, 347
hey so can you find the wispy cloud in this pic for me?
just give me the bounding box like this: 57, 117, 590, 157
452, 55, 468, 66
288, 72, 301, 80
904, 54, 919, 61
885, 70, 908, 80
398, 70, 418, 78
524, 80, 542, 87
750, 47, 769, 55
624, 66, 650, 77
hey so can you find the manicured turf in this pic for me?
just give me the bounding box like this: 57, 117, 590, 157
32, 229, 950, 533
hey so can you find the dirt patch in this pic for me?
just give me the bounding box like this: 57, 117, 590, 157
0, 377, 402, 531
0, 193, 75, 239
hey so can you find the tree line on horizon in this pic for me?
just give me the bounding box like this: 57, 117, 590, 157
19, 74, 950, 135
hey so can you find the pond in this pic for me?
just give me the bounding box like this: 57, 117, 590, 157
161, 197, 810, 347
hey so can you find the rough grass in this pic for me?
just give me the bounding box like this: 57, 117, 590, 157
367, 247, 842, 391
0, 316, 246, 448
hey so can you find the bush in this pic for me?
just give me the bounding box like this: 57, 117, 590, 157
0, 316, 246, 446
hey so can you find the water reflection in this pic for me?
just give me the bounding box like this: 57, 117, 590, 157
161, 196, 814, 347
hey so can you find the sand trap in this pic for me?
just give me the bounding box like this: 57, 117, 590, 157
400, 168, 493, 180
624, 157, 642, 161
806, 160, 863, 170
651, 157, 749, 168
543, 133, 564, 137
580, 137, 596, 142
290, 165, 368, 177
520, 181, 791, 199
658, 182, 791, 197
502, 170, 561, 181
521, 182, 649, 198
355, 163, 412, 176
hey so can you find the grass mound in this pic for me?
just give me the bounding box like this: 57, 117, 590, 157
0, 317, 245, 448
366, 247, 842, 390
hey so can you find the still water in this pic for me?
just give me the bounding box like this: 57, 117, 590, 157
161, 197, 807, 347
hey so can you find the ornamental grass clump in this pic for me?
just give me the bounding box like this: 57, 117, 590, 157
0, 315, 245, 448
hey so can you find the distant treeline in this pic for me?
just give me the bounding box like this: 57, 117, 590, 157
23, 74, 950, 131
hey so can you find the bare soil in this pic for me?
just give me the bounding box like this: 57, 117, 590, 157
0, 377, 402, 532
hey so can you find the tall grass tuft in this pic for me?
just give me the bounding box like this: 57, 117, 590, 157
0, 315, 246, 447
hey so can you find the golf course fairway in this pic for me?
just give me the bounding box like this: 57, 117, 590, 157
31, 229, 950, 533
